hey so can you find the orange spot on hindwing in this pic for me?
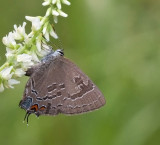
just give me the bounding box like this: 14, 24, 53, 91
39, 106, 46, 111
30, 104, 38, 111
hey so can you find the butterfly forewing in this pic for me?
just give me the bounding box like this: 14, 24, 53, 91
22, 56, 106, 116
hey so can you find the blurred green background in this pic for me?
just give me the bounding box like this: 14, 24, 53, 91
0, 0, 160, 145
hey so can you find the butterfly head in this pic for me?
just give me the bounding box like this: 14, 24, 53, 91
41, 49, 64, 63
52, 49, 64, 57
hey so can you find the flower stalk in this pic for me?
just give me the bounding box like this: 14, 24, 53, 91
0, 0, 71, 92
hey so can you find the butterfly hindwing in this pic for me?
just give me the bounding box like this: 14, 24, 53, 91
22, 56, 106, 116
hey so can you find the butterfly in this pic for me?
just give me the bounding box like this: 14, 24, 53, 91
19, 49, 106, 124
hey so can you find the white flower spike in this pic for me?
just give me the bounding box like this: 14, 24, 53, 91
42, 0, 51, 6
8, 79, 20, 88
17, 54, 32, 63
46, 7, 52, 17
62, 0, 71, 5
54, 16, 58, 23
52, 0, 57, 5
36, 36, 42, 52
13, 22, 27, 40
58, 9, 68, 17
52, 9, 59, 16
5, 47, 15, 58
50, 26, 58, 39
56, 0, 62, 9
0, 0, 71, 92
44, 30, 50, 41
14, 69, 26, 77
25, 16, 42, 31
2, 32, 16, 48
0, 66, 13, 80
29, 51, 40, 62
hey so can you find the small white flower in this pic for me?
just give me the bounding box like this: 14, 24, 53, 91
58, 9, 68, 17
56, 0, 62, 9
25, 32, 34, 44
0, 0, 71, 92
36, 49, 49, 57
19, 61, 34, 72
5, 47, 16, 58
42, 0, 51, 6
40, 17, 46, 26
13, 22, 27, 40
46, 7, 52, 17
49, 26, 58, 39
36, 40, 41, 52
0, 66, 13, 80
36, 36, 42, 52
43, 23, 58, 40
42, 22, 48, 34
17, 54, 32, 63
30, 51, 40, 62
52, 9, 59, 16
44, 31, 50, 41
62, 0, 71, 5
23, 62, 34, 70
0, 83, 4, 92
8, 79, 20, 88
14, 68, 26, 77
54, 16, 58, 23
24, 36, 31, 45
17, 53, 35, 72
25, 16, 42, 31
43, 23, 48, 35
42, 23, 50, 41
2, 32, 16, 48
52, 0, 57, 5
42, 43, 52, 52
37, 43, 52, 57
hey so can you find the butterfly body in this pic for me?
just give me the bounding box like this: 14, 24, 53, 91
19, 50, 106, 121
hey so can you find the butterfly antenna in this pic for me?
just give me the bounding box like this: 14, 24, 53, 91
51, 42, 60, 50
58, 37, 63, 50
51, 24, 63, 51
42, 24, 63, 51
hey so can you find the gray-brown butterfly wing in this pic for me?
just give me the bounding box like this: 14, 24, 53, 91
23, 56, 106, 116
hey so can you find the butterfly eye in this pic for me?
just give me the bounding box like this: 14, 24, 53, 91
58, 50, 64, 56
56, 49, 64, 56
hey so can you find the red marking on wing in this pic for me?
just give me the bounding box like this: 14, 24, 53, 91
39, 106, 46, 111
30, 104, 38, 111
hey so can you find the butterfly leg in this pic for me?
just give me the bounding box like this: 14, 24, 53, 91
24, 111, 31, 125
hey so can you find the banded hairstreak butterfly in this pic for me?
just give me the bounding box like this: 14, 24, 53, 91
19, 49, 106, 124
